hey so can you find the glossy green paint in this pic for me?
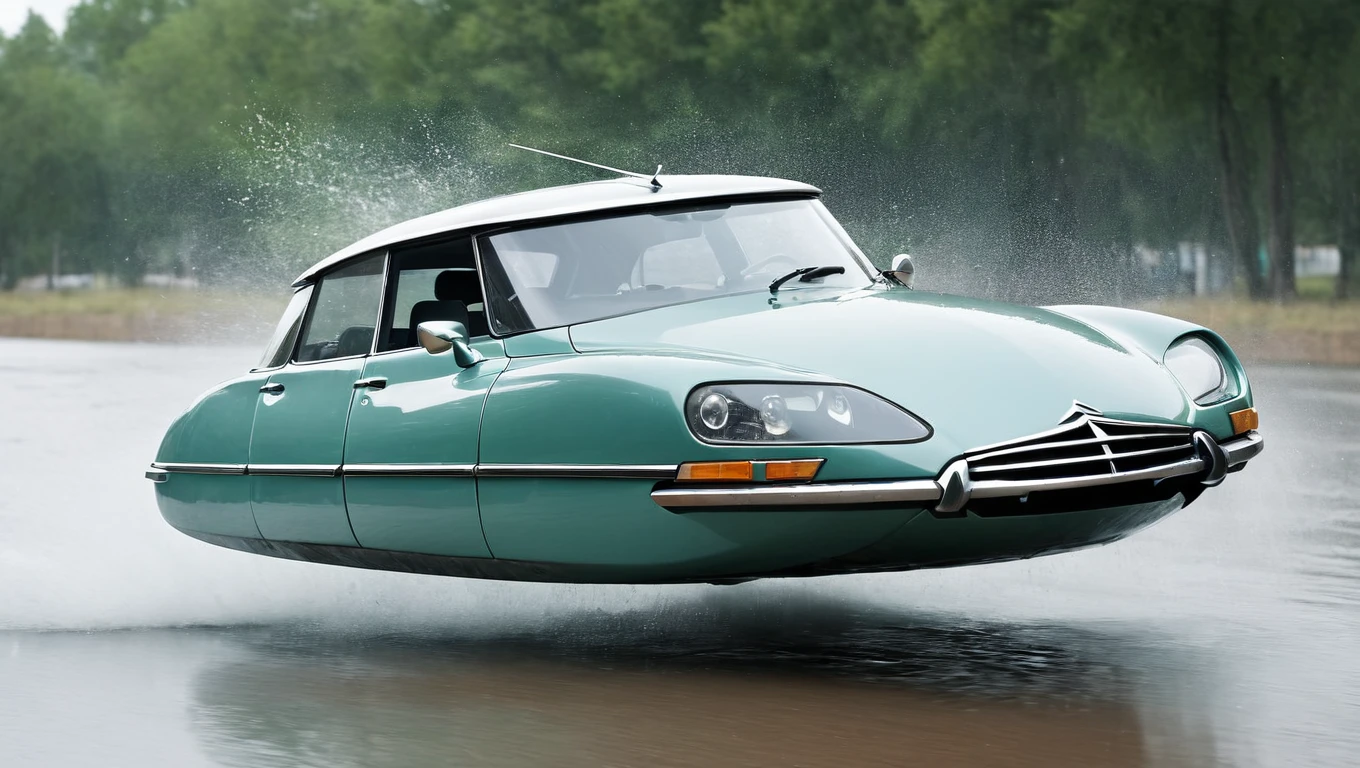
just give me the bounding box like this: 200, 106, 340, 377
1047, 304, 1253, 439
478, 351, 949, 479
155, 372, 267, 464
249, 358, 363, 546
153, 372, 265, 538
567, 286, 1225, 450
153, 276, 1256, 581
476, 476, 916, 571
342, 346, 508, 558
502, 327, 575, 357
156, 474, 261, 539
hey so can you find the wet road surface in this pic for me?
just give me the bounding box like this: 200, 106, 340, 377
1, 338, 1356, 766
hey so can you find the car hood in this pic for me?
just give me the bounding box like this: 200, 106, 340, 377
568, 287, 1194, 452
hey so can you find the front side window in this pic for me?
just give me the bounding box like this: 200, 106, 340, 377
477, 198, 873, 335
256, 285, 313, 369
296, 254, 385, 362
375, 237, 485, 352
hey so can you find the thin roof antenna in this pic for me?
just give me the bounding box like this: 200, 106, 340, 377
508, 143, 663, 189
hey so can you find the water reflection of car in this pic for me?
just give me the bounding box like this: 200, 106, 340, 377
145, 173, 1263, 584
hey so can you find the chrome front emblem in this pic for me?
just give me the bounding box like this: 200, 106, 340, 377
1059, 400, 1103, 424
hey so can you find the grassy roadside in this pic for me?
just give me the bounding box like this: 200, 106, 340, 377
1147, 297, 1360, 366
2, 287, 1356, 365
0, 288, 284, 344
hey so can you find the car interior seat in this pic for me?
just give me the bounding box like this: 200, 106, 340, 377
408, 269, 487, 346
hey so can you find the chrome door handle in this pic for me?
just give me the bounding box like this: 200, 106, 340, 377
353, 377, 388, 390
259, 383, 285, 395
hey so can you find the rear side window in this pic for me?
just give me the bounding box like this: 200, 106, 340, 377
296, 254, 385, 362
256, 285, 312, 369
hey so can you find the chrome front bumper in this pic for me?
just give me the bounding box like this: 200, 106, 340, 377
651, 430, 1263, 513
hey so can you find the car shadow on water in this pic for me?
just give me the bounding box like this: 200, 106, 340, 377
190, 590, 1222, 767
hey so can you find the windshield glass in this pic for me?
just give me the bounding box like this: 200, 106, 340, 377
476, 198, 874, 335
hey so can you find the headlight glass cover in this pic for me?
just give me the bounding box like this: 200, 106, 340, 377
1164, 336, 1238, 405
686, 383, 931, 444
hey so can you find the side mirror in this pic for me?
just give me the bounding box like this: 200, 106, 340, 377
416, 321, 483, 368
884, 253, 915, 289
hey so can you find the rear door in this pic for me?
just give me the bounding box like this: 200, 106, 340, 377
248, 254, 385, 546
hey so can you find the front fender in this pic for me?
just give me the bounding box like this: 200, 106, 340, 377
1046, 305, 1254, 438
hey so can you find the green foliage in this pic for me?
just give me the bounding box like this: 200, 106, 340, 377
0, 0, 1355, 300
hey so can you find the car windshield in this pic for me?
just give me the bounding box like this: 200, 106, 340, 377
476, 198, 874, 335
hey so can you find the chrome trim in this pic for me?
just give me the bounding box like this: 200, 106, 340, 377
969, 442, 1190, 474
652, 420, 1261, 512
652, 478, 942, 510
476, 463, 678, 479
968, 458, 1205, 499
247, 464, 340, 477
1222, 431, 1264, 466
343, 463, 476, 477
966, 432, 1192, 464
149, 461, 679, 480
371, 250, 393, 356
150, 462, 247, 475
933, 459, 970, 516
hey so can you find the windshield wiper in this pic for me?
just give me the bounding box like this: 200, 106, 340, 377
768, 265, 846, 295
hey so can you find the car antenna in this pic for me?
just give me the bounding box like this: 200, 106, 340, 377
508, 143, 662, 190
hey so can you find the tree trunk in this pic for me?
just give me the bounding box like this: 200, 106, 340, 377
1337, 146, 1358, 301
1213, 0, 1266, 299
48, 232, 61, 291
1265, 76, 1296, 300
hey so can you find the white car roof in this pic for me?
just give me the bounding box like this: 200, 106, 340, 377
293, 174, 821, 286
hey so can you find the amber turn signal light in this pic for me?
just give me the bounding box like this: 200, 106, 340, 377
1229, 407, 1259, 435
763, 459, 825, 481
676, 459, 826, 483
677, 461, 754, 482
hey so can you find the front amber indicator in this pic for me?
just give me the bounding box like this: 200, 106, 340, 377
764, 459, 824, 481
677, 461, 754, 482
1230, 407, 1259, 434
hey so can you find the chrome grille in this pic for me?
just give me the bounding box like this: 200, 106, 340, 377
966, 413, 1197, 484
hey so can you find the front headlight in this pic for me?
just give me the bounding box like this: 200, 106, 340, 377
1164, 336, 1239, 405
686, 383, 931, 444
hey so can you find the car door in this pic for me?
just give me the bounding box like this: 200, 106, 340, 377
248, 253, 385, 546
341, 237, 506, 558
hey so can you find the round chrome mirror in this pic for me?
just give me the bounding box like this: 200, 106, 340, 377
885, 253, 915, 289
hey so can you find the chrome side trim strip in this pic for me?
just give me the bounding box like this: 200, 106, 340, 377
150, 462, 247, 475
247, 464, 341, 477
343, 463, 476, 477
149, 461, 675, 480
476, 463, 678, 479
1222, 431, 1264, 466
652, 479, 942, 510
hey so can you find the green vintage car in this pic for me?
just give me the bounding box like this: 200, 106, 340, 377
147, 172, 1263, 584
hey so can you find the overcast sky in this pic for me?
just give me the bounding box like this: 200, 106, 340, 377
1, 0, 80, 37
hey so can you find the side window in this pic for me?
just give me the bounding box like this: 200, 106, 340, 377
377, 238, 485, 352
295, 254, 384, 362
256, 285, 312, 369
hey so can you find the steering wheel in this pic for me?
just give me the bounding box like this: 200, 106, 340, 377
741, 253, 797, 277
